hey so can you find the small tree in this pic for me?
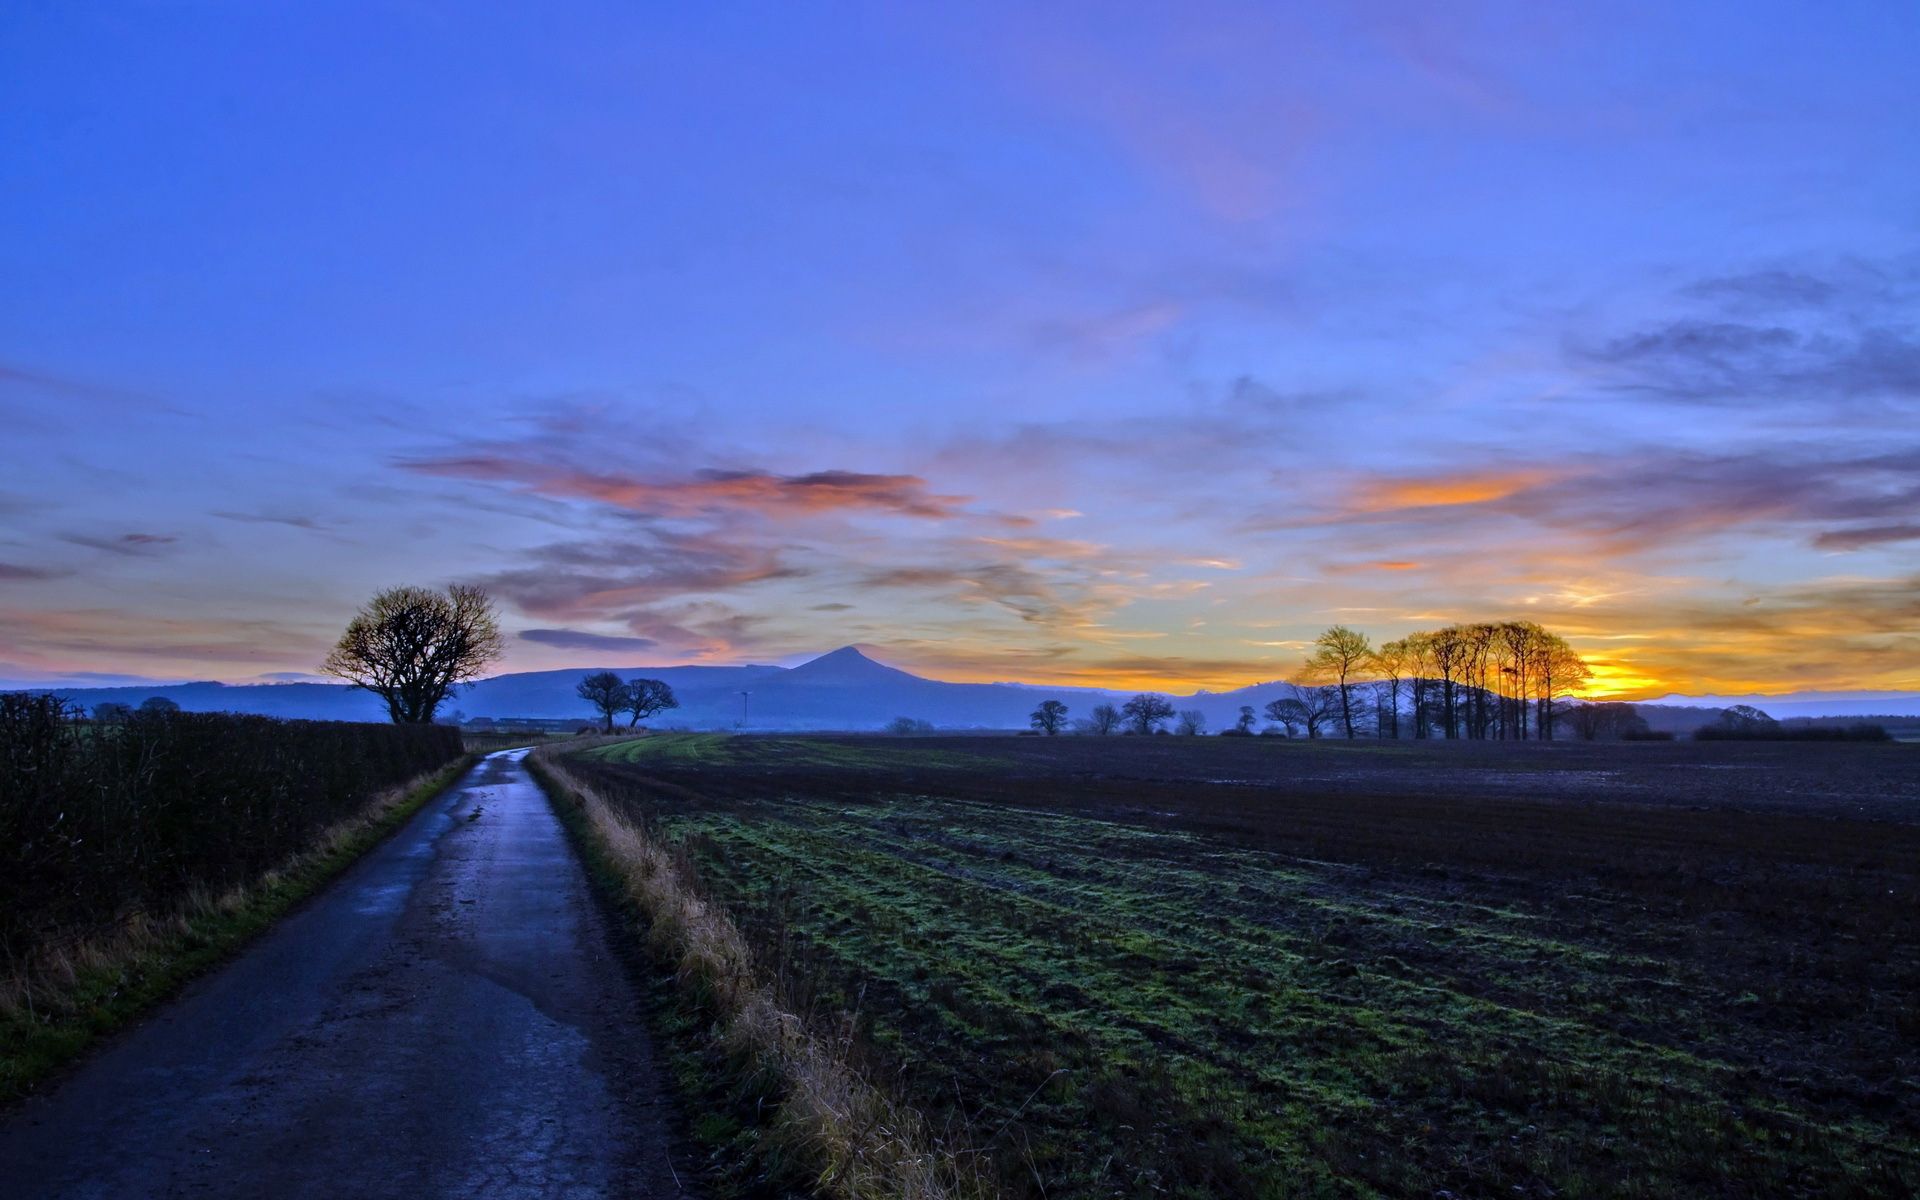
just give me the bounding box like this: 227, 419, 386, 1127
623, 678, 679, 727
1235, 704, 1257, 734
577, 671, 628, 733
91, 701, 131, 722
323, 584, 504, 724
887, 716, 935, 735
1121, 693, 1175, 735
138, 696, 181, 714
1176, 709, 1206, 736
1086, 703, 1122, 736
1030, 699, 1069, 736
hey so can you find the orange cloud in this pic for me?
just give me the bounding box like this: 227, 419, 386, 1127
403, 455, 970, 520
1348, 469, 1555, 513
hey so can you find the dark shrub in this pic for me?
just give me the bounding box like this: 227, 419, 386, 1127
1696, 721, 1893, 742
0, 694, 462, 960
1620, 729, 1675, 741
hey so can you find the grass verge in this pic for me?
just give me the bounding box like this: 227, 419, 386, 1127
528, 744, 996, 1200
0, 753, 476, 1104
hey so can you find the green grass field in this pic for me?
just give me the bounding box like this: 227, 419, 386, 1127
571, 734, 1920, 1198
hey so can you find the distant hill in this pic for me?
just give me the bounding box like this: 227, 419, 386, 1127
16, 648, 1117, 731
13, 648, 1919, 733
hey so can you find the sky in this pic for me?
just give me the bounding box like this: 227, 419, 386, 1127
2, 1, 1917, 699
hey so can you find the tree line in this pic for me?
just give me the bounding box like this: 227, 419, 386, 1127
1027, 622, 1595, 740
316, 586, 1595, 740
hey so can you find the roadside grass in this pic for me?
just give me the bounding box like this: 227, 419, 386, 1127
0, 754, 475, 1104
530, 743, 997, 1200
568, 735, 1920, 1199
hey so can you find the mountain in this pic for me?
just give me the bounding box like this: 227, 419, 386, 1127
14, 647, 1920, 732
1642, 691, 1920, 720
16, 648, 1101, 730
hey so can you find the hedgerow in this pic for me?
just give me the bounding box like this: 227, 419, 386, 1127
0, 693, 461, 963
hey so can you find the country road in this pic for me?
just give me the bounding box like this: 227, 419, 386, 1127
0, 749, 689, 1199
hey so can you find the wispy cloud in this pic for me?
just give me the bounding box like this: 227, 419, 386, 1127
519, 628, 660, 653
58, 532, 179, 556
0, 563, 64, 582
212, 511, 327, 531
401, 454, 973, 521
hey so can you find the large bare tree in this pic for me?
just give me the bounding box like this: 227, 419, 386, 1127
1030, 699, 1070, 736
1121, 692, 1176, 735
1305, 625, 1373, 739
577, 671, 628, 733
1266, 683, 1339, 738
623, 677, 679, 727
323, 584, 503, 724
1370, 638, 1410, 739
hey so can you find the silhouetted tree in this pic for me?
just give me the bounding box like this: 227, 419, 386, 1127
1427, 626, 1467, 738
91, 702, 131, 722
887, 716, 935, 735
1121, 693, 1175, 735
1305, 625, 1373, 739
1030, 699, 1069, 736
1370, 639, 1410, 738
1263, 696, 1301, 736
1267, 683, 1338, 738
577, 671, 628, 733
1085, 703, 1121, 736
1176, 709, 1206, 736
623, 677, 678, 727
323, 584, 503, 724
1568, 701, 1649, 741
1236, 704, 1257, 734
138, 696, 181, 714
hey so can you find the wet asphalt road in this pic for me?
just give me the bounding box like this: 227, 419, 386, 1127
0, 749, 688, 1199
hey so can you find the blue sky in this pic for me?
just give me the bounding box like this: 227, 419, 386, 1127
3, 2, 1917, 695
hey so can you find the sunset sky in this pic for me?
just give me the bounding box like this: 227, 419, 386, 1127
3, 3, 1917, 699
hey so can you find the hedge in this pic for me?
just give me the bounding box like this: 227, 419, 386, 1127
0, 693, 463, 962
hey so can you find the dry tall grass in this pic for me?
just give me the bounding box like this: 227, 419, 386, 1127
529, 746, 997, 1200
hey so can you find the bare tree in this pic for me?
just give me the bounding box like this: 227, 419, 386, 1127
1235, 704, 1257, 734
1085, 703, 1121, 736
577, 671, 628, 733
1263, 696, 1301, 737
1265, 683, 1339, 738
1176, 709, 1206, 736
1427, 625, 1467, 739
623, 677, 679, 727
1121, 693, 1175, 735
1305, 625, 1373, 739
1568, 701, 1648, 741
1404, 631, 1434, 738
323, 584, 504, 724
1030, 699, 1069, 736
1531, 632, 1589, 739
1370, 639, 1409, 739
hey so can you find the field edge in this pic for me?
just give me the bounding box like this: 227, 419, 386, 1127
527, 743, 998, 1200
